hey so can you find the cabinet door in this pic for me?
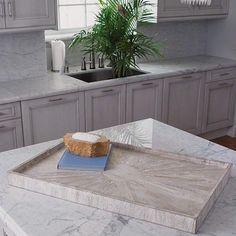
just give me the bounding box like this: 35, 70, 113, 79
5, 0, 56, 29
195, 0, 229, 16
126, 80, 163, 122
162, 73, 205, 134
0, 119, 23, 152
158, 0, 194, 18
0, 1, 5, 28
22, 93, 85, 146
202, 80, 236, 132
85, 85, 126, 131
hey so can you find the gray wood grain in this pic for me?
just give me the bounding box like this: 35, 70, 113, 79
0, 118, 23, 152
85, 85, 126, 131
5, 0, 56, 29
202, 79, 236, 132
0, 102, 21, 122
22, 92, 85, 146
8, 142, 232, 234
158, 0, 195, 18
195, 0, 229, 16
126, 79, 163, 122
158, 0, 229, 21
0, 0, 5, 29
162, 73, 205, 134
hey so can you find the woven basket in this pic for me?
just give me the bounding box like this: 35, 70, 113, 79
63, 133, 110, 157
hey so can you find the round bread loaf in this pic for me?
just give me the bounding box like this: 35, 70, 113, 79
63, 132, 110, 157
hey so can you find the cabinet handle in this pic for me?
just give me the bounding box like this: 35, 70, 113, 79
0, 2, 4, 17
220, 73, 230, 77
0, 112, 6, 116
48, 98, 63, 102
218, 82, 230, 86
0, 125, 6, 129
102, 89, 114, 93
8, 1, 12, 17
182, 75, 192, 79
142, 82, 153, 86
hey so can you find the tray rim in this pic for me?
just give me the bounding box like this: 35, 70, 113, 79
8, 141, 232, 234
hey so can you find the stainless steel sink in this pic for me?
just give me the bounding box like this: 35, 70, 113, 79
67, 68, 147, 83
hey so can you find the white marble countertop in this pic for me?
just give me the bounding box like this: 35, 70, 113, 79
0, 55, 236, 104
0, 119, 236, 236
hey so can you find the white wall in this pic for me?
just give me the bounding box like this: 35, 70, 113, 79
0, 31, 47, 82
207, 0, 236, 60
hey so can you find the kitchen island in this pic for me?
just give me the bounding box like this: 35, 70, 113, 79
0, 118, 235, 236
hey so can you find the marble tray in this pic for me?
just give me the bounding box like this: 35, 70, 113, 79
8, 142, 232, 234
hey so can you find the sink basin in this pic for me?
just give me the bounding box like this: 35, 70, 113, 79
67, 68, 147, 83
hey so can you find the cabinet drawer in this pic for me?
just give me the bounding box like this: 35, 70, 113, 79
207, 67, 236, 82
0, 102, 21, 121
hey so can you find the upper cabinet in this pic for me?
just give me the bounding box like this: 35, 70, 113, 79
195, 0, 229, 16
157, 0, 229, 22
158, 0, 194, 19
0, 0, 57, 33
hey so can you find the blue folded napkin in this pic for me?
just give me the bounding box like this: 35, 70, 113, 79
57, 144, 112, 171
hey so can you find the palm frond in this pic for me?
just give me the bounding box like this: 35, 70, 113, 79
70, 0, 163, 77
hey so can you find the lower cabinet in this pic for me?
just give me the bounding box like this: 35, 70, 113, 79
162, 73, 205, 134
22, 92, 85, 146
126, 79, 163, 122
0, 119, 23, 152
85, 85, 126, 131
202, 80, 236, 132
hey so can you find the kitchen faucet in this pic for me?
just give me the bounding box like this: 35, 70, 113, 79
81, 51, 95, 70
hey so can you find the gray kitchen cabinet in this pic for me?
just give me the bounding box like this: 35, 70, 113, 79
0, 0, 57, 32
0, 119, 23, 152
158, 0, 194, 19
202, 80, 236, 132
85, 85, 126, 131
158, 0, 229, 21
22, 92, 85, 146
162, 73, 205, 134
0, 1, 5, 28
195, 0, 229, 15
5, 0, 56, 29
126, 80, 163, 122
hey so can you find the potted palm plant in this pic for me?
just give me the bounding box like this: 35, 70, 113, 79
69, 0, 162, 78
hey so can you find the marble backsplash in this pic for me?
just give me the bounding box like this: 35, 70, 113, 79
47, 20, 207, 69
0, 31, 47, 82
139, 21, 207, 61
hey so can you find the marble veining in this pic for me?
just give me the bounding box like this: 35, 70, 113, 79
0, 55, 236, 104
0, 31, 47, 82
0, 119, 235, 235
